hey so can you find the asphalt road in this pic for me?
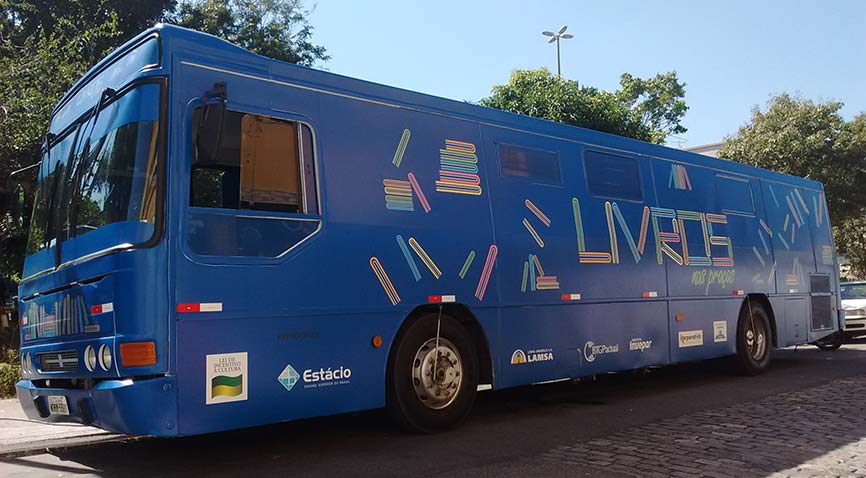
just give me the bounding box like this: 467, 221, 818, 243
4, 344, 866, 478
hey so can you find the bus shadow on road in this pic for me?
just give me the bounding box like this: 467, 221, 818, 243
30, 345, 866, 478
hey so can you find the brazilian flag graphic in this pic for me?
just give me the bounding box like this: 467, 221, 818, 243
211, 374, 243, 398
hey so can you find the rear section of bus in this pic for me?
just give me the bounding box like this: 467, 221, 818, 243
15, 29, 177, 436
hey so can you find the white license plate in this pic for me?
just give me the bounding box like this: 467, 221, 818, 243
47, 395, 70, 416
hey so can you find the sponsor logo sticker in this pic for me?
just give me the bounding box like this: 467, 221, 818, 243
206, 352, 248, 405
713, 321, 728, 343
678, 330, 704, 348
510, 348, 554, 365
584, 341, 619, 363
278, 364, 300, 391
629, 338, 653, 352
277, 363, 353, 392
302, 366, 352, 389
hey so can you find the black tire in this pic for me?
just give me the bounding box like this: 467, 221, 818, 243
386, 312, 478, 433
815, 332, 843, 351
735, 302, 772, 375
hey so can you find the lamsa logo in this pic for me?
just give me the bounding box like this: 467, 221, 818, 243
584, 341, 619, 363
510, 348, 554, 365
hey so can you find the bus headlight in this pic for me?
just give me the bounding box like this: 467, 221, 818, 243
84, 346, 97, 372
98, 344, 113, 371
26, 353, 33, 375
21, 353, 29, 376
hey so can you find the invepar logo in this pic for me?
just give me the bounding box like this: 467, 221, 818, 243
583, 341, 619, 363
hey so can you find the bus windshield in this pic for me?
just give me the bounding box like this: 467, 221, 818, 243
27, 82, 162, 262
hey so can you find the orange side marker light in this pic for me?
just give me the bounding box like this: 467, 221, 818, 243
120, 342, 157, 367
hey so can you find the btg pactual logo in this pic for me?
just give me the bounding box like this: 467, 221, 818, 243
584, 341, 619, 363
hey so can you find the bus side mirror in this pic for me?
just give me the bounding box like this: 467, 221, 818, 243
7, 163, 36, 224
195, 83, 227, 165
10, 183, 25, 222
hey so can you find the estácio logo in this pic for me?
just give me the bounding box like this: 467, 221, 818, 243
302, 366, 352, 389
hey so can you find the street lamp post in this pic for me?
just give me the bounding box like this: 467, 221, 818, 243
542, 26, 573, 77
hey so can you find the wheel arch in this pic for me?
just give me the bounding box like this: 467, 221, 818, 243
388, 304, 494, 387
742, 293, 778, 347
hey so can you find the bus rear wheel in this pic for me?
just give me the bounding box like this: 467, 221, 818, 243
387, 312, 478, 433
735, 302, 772, 375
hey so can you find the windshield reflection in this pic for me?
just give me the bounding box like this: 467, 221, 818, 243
26, 81, 162, 264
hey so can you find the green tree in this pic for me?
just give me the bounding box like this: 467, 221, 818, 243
617, 72, 689, 144
836, 216, 866, 279
0, 0, 328, 283
720, 95, 866, 278
478, 68, 688, 144
168, 0, 329, 66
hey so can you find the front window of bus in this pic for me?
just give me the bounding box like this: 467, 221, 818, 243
27, 135, 76, 256
25, 81, 162, 273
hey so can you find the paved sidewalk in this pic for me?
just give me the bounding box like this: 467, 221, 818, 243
0, 399, 123, 458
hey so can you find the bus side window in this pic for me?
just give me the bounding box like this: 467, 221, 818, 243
191, 109, 317, 215
584, 150, 643, 202
497, 144, 562, 184
714, 174, 754, 216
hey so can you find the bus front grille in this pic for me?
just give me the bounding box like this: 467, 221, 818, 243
38, 350, 79, 372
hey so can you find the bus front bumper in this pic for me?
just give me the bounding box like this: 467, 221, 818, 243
16, 376, 178, 437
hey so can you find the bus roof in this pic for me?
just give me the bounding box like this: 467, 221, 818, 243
59, 23, 824, 192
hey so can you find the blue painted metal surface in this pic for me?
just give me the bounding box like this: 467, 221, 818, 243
16, 24, 841, 437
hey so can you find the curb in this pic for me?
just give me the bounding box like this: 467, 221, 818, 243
0, 433, 130, 460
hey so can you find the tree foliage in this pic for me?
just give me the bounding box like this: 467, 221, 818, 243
0, 1, 137, 282
720, 95, 866, 278
168, 0, 328, 66
479, 68, 688, 144
0, 0, 327, 282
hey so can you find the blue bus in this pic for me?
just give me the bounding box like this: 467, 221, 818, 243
16, 24, 841, 436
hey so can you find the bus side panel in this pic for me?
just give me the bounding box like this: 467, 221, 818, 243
760, 181, 816, 296
495, 301, 669, 389
669, 298, 739, 363
652, 159, 772, 299
172, 58, 502, 434
175, 312, 396, 436
760, 181, 837, 342
806, 189, 841, 337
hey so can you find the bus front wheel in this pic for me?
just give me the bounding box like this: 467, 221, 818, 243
735, 302, 772, 375
387, 312, 479, 433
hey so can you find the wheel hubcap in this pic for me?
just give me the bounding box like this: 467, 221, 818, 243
412, 338, 463, 410
746, 319, 767, 360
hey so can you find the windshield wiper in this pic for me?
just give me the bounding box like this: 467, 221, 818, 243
66, 87, 116, 241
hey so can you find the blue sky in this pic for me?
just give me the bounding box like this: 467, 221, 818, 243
308, 1, 865, 148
